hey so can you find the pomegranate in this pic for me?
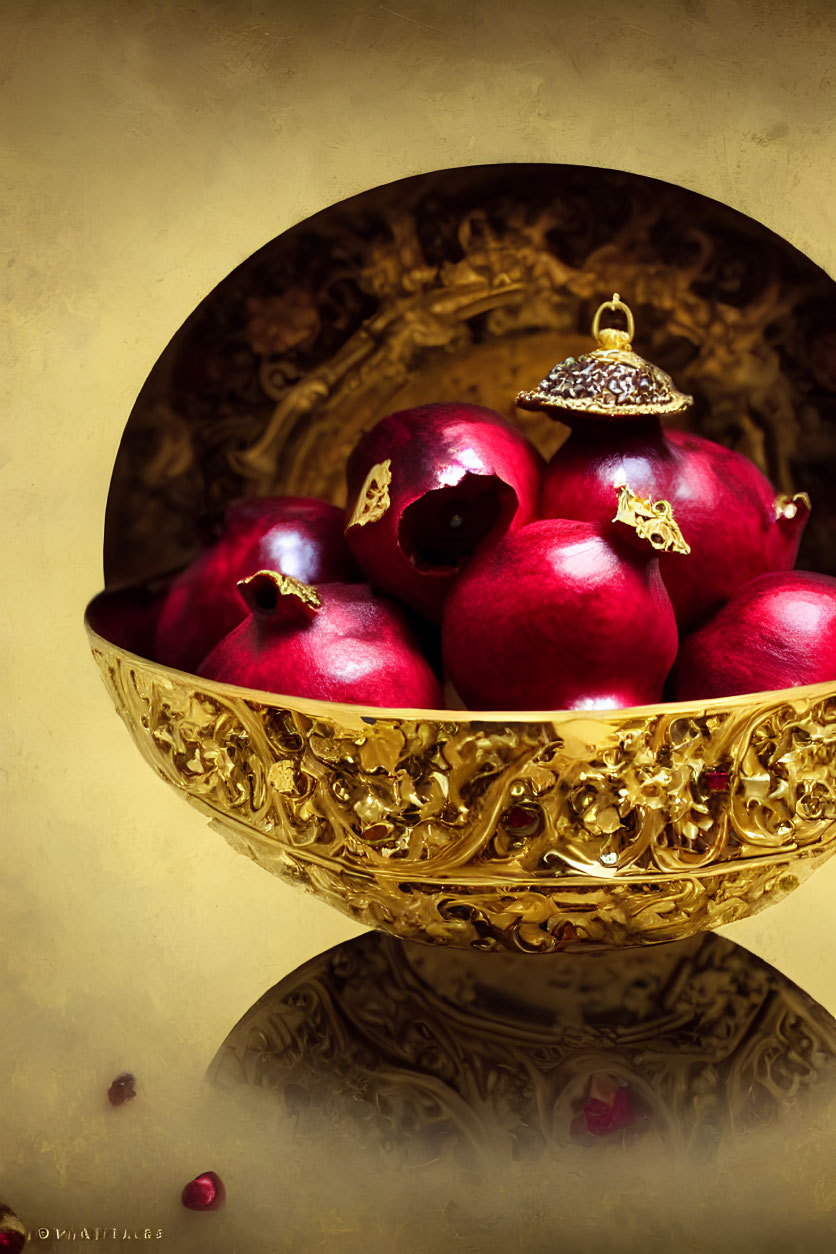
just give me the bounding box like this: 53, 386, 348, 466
540, 425, 809, 630
672, 571, 836, 700
344, 402, 543, 621
198, 571, 443, 709
154, 496, 358, 672
519, 294, 809, 630
86, 585, 163, 659
181, 1172, 225, 1212
442, 516, 678, 711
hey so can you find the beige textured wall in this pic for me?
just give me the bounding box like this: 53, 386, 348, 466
2, 0, 835, 1246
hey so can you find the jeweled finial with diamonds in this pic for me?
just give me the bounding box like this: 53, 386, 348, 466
516, 293, 693, 420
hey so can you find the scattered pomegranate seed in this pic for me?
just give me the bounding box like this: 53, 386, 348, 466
704, 769, 730, 792
107, 1073, 137, 1106
0, 1206, 26, 1254
570, 1073, 636, 1138
582, 1085, 634, 1135
181, 1172, 225, 1212
362, 823, 390, 844
502, 804, 543, 837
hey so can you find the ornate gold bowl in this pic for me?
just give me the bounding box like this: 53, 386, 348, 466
86, 618, 836, 951
91, 165, 836, 952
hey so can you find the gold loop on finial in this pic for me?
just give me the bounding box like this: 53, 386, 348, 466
592, 293, 635, 347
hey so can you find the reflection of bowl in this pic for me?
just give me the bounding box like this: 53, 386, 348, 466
85, 610, 836, 951
209, 930, 836, 1163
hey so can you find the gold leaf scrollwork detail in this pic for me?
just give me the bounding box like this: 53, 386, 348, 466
346, 460, 392, 529
612, 483, 691, 554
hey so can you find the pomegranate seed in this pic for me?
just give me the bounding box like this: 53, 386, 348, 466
181, 1172, 225, 1212
704, 769, 730, 792
0, 1206, 26, 1254
107, 1073, 137, 1106
362, 824, 390, 844
582, 1086, 634, 1135
502, 804, 543, 836
570, 1073, 638, 1139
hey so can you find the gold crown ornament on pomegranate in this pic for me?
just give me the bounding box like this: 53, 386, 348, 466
516, 293, 693, 419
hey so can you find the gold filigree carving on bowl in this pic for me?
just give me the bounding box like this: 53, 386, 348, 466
86, 620, 836, 952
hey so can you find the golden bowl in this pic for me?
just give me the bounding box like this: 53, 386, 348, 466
85, 612, 836, 951
90, 165, 836, 952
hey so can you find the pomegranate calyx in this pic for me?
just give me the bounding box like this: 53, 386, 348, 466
612, 482, 690, 555
774, 490, 812, 522
237, 570, 321, 623
346, 460, 392, 530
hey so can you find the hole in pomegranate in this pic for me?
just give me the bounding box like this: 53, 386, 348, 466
247, 574, 280, 613
398, 474, 517, 572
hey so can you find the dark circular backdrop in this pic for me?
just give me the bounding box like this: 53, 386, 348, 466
104, 163, 836, 587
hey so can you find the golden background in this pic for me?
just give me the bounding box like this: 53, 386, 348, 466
3, 0, 835, 1249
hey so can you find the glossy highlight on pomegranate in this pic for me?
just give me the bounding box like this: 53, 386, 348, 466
199, 571, 443, 709
344, 402, 543, 621
442, 518, 678, 711
541, 424, 809, 631
154, 497, 358, 672
672, 571, 836, 700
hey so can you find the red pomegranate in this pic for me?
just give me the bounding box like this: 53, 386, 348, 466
344, 402, 543, 621
86, 585, 163, 659
672, 571, 836, 700
518, 295, 809, 631
442, 518, 678, 711
154, 497, 358, 672
198, 571, 443, 709
540, 424, 809, 631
